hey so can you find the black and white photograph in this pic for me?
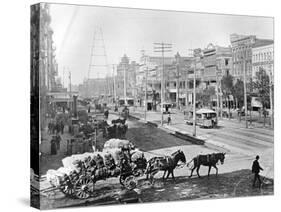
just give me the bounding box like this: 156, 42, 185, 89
30, 2, 274, 209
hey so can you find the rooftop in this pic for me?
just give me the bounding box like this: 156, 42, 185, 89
253, 39, 274, 48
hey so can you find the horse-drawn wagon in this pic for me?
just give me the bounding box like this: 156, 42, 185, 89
46, 139, 147, 199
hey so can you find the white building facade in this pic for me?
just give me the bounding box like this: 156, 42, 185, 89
252, 42, 274, 80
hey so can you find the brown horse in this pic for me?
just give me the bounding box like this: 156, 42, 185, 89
187, 153, 225, 178
145, 150, 186, 183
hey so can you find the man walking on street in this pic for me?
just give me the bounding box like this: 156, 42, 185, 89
60, 120, 64, 134
55, 133, 62, 152
252, 155, 263, 188
167, 113, 172, 125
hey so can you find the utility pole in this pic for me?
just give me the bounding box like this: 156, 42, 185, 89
154, 42, 172, 126
123, 63, 127, 105
175, 52, 180, 110
144, 58, 148, 121
243, 53, 248, 128
69, 70, 72, 112
215, 65, 219, 126
112, 65, 117, 104
185, 65, 189, 109
193, 57, 197, 137
69, 70, 72, 95
268, 56, 274, 128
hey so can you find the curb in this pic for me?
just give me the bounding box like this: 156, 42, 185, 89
119, 112, 204, 145
173, 131, 205, 145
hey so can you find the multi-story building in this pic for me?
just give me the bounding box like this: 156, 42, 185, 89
137, 53, 200, 107
252, 41, 274, 80
116, 54, 139, 104
230, 33, 272, 81
203, 43, 232, 86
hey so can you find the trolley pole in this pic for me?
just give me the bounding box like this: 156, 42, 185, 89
154, 42, 172, 126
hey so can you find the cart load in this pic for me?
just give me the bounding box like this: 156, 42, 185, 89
45, 139, 147, 199
103, 138, 135, 151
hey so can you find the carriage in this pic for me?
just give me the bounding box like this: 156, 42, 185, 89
46, 139, 147, 199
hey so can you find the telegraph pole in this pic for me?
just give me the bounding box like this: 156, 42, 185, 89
123, 64, 127, 105
193, 57, 197, 136
144, 60, 148, 121
268, 56, 274, 128
154, 42, 172, 126
175, 52, 180, 110
215, 65, 219, 126
69, 70, 72, 96
243, 54, 248, 128
112, 65, 117, 104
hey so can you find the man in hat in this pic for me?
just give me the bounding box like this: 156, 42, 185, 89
252, 155, 264, 188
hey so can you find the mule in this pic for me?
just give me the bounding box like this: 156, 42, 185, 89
145, 150, 186, 183
187, 153, 225, 178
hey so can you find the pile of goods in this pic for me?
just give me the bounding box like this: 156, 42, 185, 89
46, 139, 147, 199
106, 119, 128, 139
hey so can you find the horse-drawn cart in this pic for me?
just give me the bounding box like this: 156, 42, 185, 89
46, 139, 147, 199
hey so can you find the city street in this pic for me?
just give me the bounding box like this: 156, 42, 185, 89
38, 112, 273, 209
129, 108, 274, 178
31, 4, 274, 210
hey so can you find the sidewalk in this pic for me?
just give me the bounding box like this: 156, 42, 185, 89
39, 125, 73, 175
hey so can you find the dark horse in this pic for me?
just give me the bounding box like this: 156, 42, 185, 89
187, 153, 225, 178
145, 150, 186, 182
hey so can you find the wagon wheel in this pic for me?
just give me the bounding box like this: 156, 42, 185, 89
119, 174, 126, 186
74, 177, 95, 199
123, 175, 137, 190
60, 181, 75, 197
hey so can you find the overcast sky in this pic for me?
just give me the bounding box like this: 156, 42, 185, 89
49, 3, 273, 85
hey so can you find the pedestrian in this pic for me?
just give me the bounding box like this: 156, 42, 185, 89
252, 155, 264, 188
48, 121, 52, 134
56, 122, 60, 134
167, 113, 172, 125
50, 136, 57, 155
104, 109, 109, 119
55, 133, 62, 151
60, 120, 64, 134
51, 120, 55, 134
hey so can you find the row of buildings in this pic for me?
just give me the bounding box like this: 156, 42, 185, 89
31, 3, 77, 125
78, 33, 273, 110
